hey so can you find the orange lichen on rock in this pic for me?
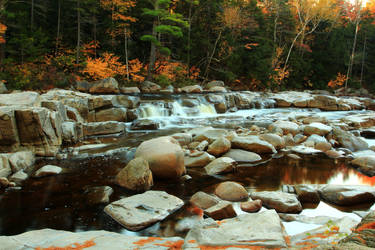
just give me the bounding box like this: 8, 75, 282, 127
35, 240, 96, 250
355, 222, 375, 232
199, 246, 280, 250
132, 237, 162, 246
295, 241, 319, 249
303, 232, 337, 240
284, 236, 291, 247
154, 240, 185, 249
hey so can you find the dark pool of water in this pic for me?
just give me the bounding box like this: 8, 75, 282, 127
1, 147, 374, 237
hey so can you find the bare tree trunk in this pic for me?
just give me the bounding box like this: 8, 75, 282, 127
146, 2, 159, 81
345, 0, 362, 92
204, 30, 222, 81
284, 25, 305, 71
76, 0, 81, 64
0, 0, 6, 64
56, 0, 61, 54
30, 0, 34, 29
187, 2, 193, 76
93, 14, 97, 58
124, 27, 129, 81
360, 32, 366, 86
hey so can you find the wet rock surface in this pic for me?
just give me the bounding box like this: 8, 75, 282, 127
251, 191, 302, 213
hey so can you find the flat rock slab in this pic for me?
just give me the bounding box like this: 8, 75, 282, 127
104, 190, 184, 231
0, 228, 184, 250
184, 209, 287, 248
34, 165, 62, 177
319, 185, 375, 206
223, 149, 261, 163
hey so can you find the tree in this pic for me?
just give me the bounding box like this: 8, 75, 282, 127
141, 0, 188, 80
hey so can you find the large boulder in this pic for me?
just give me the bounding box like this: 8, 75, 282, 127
120, 86, 141, 94
104, 190, 184, 231
250, 191, 302, 213
89, 77, 120, 94
184, 210, 288, 249
206, 80, 225, 89
0, 154, 11, 178
259, 133, 285, 150
8, 151, 35, 173
319, 185, 375, 206
61, 121, 81, 144
333, 127, 368, 152
295, 184, 320, 203
134, 136, 185, 179
87, 95, 113, 110
204, 157, 236, 175
351, 156, 375, 176
215, 181, 248, 201
15, 107, 62, 156
114, 95, 140, 109
204, 201, 237, 220
232, 136, 277, 154
0, 107, 19, 151
115, 157, 153, 191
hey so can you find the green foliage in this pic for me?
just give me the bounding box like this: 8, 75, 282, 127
140, 35, 161, 46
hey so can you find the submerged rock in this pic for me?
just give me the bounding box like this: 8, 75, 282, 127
115, 157, 153, 191
251, 191, 302, 213
135, 136, 185, 179
104, 190, 184, 231
215, 181, 248, 201
184, 210, 288, 249
9, 170, 28, 185
85, 186, 113, 204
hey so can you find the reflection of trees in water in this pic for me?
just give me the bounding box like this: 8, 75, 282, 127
236, 155, 369, 191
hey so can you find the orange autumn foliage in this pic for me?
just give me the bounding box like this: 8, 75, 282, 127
35, 240, 95, 250
0, 23, 7, 44
154, 60, 200, 81
81, 52, 127, 80
328, 72, 347, 88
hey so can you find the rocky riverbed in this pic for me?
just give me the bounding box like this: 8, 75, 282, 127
1, 78, 375, 249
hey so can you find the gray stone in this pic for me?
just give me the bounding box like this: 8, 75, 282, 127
83, 121, 125, 136
120, 86, 141, 94
104, 190, 184, 231
130, 119, 160, 130
61, 122, 79, 144
89, 77, 119, 94
319, 185, 375, 206
251, 191, 302, 213
85, 186, 113, 204
8, 151, 35, 173
0, 154, 11, 178
140, 81, 161, 93
184, 210, 287, 248
232, 136, 277, 154
190, 191, 219, 210
185, 152, 215, 168
333, 127, 368, 152
204, 157, 236, 175
0, 81, 7, 93
206, 80, 225, 89
0, 91, 40, 106
351, 156, 375, 176
304, 122, 333, 136
34, 165, 62, 177
0, 228, 184, 250
204, 201, 237, 220
9, 170, 28, 185
95, 108, 127, 122
114, 95, 140, 109
223, 149, 262, 163
0, 107, 19, 149
115, 157, 153, 191
181, 85, 203, 93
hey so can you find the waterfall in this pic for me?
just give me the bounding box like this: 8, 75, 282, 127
138, 103, 168, 118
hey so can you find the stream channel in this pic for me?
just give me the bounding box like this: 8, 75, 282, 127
1, 93, 375, 240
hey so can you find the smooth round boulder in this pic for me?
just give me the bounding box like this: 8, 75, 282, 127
204, 157, 236, 175
215, 181, 248, 201
207, 137, 231, 156
134, 136, 185, 179
116, 157, 153, 191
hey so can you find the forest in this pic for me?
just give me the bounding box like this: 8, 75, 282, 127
0, 0, 374, 91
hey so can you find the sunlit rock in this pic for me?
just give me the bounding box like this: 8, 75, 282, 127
333, 127, 368, 152
8, 151, 35, 173
104, 190, 184, 231
207, 137, 231, 156
184, 210, 288, 249
0, 91, 40, 107
115, 157, 153, 191
204, 157, 236, 175
135, 136, 185, 179
223, 149, 261, 163
180, 85, 203, 93
304, 122, 332, 136
215, 181, 248, 201
34, 165, 62, 177
232, 136, 277, 154
251, 191, 302, 213
269, 120, 300, 135
259, 133, 285, 150
185, 152, 215, 168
